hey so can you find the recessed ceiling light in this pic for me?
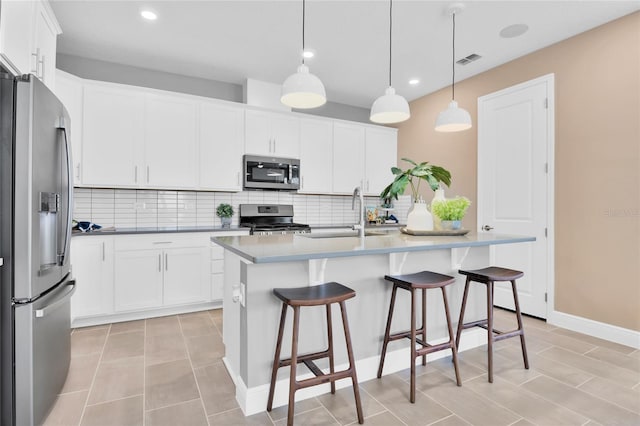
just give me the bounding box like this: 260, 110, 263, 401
409, 79, 420, 85
302, 49, 315, 59
140, 10, 158, 21
500, 24, 529, 38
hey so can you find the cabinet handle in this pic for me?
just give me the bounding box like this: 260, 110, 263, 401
134, 166, 138, 183
30, 49, 39, 73
146, 166, 150, 183
273, 139, 277, 153
158, 254, 161, 272
237, 171, 241, 186
165, 253, 168, 271
102, 242, 105, 261
39, 56, 45, 80
301, 176, 304, 190
366, 179, 370, 192
76, 163, 81, 180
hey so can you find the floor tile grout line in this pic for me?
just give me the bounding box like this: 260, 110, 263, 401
142, 318, 147, 426
83, 393, 144, 408
357, 386, 407, 425
425, 413, 460, 426
575, 376, 596, 389
77, 324, 112, 426
177, 314, 211, 426
144, 397, 202, 414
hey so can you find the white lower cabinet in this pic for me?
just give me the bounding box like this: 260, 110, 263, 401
114, 249, 164, 312
70, 236, 114, 320
163, 247, 210, 306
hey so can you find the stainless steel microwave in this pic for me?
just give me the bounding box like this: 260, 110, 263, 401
243, 155, 300, 191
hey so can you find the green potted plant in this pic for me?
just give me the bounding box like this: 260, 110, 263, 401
380, 158, 452, 231
216, 203, 234, 228
431, 197, 471, 230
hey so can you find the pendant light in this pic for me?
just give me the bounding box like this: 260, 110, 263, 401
281, 0, 326, 109
370, 0, 410, 124
435, 4, 472, 132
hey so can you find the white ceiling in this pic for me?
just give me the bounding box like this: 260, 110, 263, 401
50, 1, 640, 108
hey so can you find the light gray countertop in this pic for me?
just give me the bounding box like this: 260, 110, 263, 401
211, 231, 536, 264
71, 226, 249, 236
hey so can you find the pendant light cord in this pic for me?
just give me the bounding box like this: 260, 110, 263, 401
451, 11, 456, 100
388, 0, 393, 87
302, 0, 306, 65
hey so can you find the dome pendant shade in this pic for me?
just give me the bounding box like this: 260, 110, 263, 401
370, 87, 410, 124
435, 100, 472, 132
281, 64, 327, 109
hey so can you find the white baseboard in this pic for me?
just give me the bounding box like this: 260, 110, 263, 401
548, 310, 640, 349
71, 301, 221, 328
232, 328, 486, 416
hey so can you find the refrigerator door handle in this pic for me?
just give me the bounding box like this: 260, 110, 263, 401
35, 280, 76, 318
57, 118, 73, 266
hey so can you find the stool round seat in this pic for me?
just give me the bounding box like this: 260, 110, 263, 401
273, 282, 355, 306
459, 266, 524, 282
385, 271, 456, 289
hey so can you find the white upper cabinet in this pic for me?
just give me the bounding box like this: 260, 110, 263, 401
144, 94, 198, 189
332, 122, 366, 194
245, 110, 300, 158
0, 0, 35, 75
0, 0, 60, 89
299, 118, 333, 194
82, 83, 144, 187
364, 127, 397, 196
54, 70, 83, 183
199, 102, 244, 191
32, 1, 59, 88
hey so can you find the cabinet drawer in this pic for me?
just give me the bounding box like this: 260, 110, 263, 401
114, 233, 210, 251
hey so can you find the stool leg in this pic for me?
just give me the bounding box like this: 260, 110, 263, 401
410, 288, 417, 403
441, 287, 462, 386
455, 277, 471, 351
339, 301, 364, 424
421, 288, 427, 366
377, 283, 398, 378
286, 306, 300, 426
326, 304, 336, 394
511, 279, 530, 369
267, 303, 288, 412
487, 281, 494, 383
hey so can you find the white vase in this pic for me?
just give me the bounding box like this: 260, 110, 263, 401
406, 200, 433, 231
430, 189, 446, 230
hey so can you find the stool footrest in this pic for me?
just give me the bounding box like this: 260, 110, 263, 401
416, 341, 454, 357
493, 329, 524, 342
387, 327, 425, 343
278, 349, 329, 368
302, 359, 325, 378
295, 369, 353, 390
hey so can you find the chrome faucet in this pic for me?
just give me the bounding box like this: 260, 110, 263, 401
352, 186, 365, 238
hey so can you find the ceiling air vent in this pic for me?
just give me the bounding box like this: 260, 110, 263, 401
456, 53, 482, 65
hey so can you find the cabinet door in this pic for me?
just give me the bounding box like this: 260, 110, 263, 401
365, 128, 397, 196
32, 2, 58, 89
332, 123, 365, 194
70, 238, 114, 320
82, 85, 144, 186
114, 249, 163, 312
199, 103, 244, 190
144, 95, 198, 188
163, 247, 210, 306
55, 71, 83, 183
271, 114, 300, 158
0, 0, 34, 75
244, 110, 272, 156
299, 118, 332, 193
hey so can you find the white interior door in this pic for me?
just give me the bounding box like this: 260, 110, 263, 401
477, 75, 554, 319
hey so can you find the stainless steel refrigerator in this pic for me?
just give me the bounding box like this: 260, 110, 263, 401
0, 73, 75, 426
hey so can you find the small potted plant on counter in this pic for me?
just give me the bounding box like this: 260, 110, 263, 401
431, 197, 471, 230
380, 158, 451, 231
216, 203, 234, 228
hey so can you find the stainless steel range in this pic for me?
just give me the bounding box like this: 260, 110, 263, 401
239, 204, 310, 235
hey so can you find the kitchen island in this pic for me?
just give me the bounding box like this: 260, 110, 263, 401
212, 231, 535, 415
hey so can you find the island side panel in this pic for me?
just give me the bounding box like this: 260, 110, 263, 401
240, 246, 490, 389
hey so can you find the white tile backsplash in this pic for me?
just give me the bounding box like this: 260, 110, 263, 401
73, 188, 410, 228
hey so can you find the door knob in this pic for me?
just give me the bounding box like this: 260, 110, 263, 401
483, 225, 494, 231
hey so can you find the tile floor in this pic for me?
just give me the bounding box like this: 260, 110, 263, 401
44, 309, 640, 426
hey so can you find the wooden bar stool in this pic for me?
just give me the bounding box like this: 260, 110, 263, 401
377, 271, 462, 403
455, 266, 530, 383
266, 282, 363, 426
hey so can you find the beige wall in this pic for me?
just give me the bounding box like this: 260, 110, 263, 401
397, 12, 640, 331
